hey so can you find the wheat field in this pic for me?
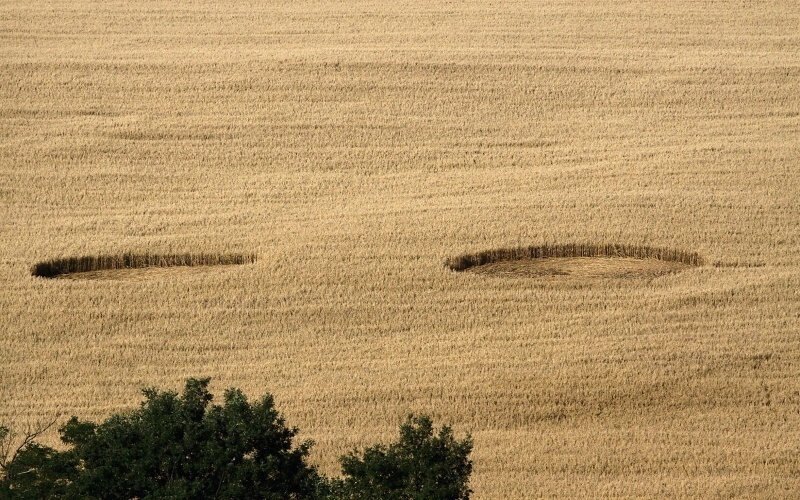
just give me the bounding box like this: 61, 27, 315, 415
1, 0, 799, 497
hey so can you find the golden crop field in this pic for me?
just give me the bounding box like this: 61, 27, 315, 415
1, 0, 799, 497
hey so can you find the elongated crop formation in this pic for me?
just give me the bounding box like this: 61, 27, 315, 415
446, 243, 704, 272
31, 253, 258, 278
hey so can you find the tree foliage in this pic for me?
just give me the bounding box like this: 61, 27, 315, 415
0, 380, 472, 500
2, 378, 321, 499
336, 415, 473, 499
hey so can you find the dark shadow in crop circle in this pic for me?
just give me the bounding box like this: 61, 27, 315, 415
31, 253, 257, 279
446, 243, 704, 278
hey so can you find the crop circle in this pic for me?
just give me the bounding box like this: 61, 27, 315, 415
31, 253, 257, 279
446, 244, 703, 279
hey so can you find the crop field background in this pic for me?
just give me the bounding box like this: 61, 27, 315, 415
1, 0, 799, 496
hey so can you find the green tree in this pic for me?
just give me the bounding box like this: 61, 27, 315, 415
1, 426, 78, 500
1, 419, 79, 500
1, 378, 323, 499
336, 415, 473, 500
1, 381, 473, 499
